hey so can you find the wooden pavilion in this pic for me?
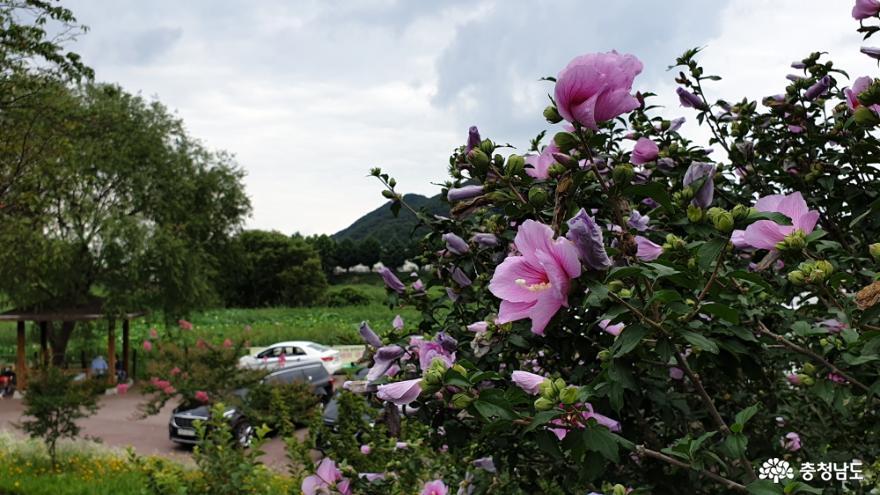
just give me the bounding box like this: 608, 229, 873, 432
0, 296, 144, 389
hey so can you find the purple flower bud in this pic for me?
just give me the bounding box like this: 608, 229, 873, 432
447, 185, 484, 202
467, 321, 489, 334
791, 61, 806, 69
669, 367, 684, 380
376, 378, 422, 405
676, 87, 707, 110
411, 279, 425, 292
630, 137, 659, 165
627, 210, 650, 231
786, 74, 804, 82
566, 208, 613, 270
861, 46, 880, 60
359, 321, 382, 348
781, 432, 801, 452
656, 157, 676, 171
635, 236, 663, 261
451, 267, 471, 287
436, 332, 458, 352
473, 457, 496, 473
446, 287, 459, 302
669, 117, 685, 132
367, 345, 406, 381
683, 161, 716, 208
378, 266, 405, 293
803, 75, 832, 101
853, 0, 880, 20
511, 370, 546, 395
392, 315, 404, 330
466, 126, 481, 153
470, 233, 498, 248
442, 232, 469, 255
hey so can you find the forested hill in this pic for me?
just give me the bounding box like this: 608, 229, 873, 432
333, 193, 447, 242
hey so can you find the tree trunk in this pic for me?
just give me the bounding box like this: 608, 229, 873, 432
49, 321, 76, 367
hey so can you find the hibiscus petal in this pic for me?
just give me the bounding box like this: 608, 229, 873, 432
514, 220, 555, 266
742, 220, 788, 250
796, 210, 820, 234
488, 256, 545, 303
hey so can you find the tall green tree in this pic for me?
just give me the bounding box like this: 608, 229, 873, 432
221, 230, 327, 307
0, 83, 250, 363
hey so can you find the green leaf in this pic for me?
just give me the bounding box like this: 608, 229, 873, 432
644, 262, 680, 279
524, 410, 562, 433
681, 330, 720, 353
648, 289, 682, 304
626, 182, 674, 212
729, 270, 774, 294
444, 368, 471, 389
582, 424, 619, 462
735, 404, 759, 426
701, 302, 740, 324
697, 238, 727, 271
613, 325, 648, 357
783, 481, 824, 494
746, 480, 784, 495
722, 433, 747, 458
688, 431, 718, 459
473, 396, 516, 421
607, 266, 642, 280
744, 210, 792, 226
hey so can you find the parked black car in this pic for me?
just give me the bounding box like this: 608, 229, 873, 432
169, 359, 333, 447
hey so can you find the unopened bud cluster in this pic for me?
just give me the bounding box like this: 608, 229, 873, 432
787, 259, 833, 285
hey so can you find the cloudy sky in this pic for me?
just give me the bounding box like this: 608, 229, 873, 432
63, 0, 876, 235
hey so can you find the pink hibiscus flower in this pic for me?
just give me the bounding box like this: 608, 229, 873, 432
489, 220, 581, 335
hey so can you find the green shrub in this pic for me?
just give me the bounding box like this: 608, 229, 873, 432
18, 367, 100, 468
244, 381, 321, 435
324, 286, 371, 307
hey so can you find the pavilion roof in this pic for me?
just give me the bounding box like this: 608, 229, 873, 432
0, 296, 145, 322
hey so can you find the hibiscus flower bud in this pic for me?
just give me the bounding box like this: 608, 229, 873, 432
779, 230, 807, 251
731, 204, 750, 221
869, 243, 880, 261
803, 75, 832, 101
613, 485, 628, 495
528, 186, 548, 207
597, 350, 611, 361
559, 386, 579, 405
677, 87, 708, 110
787, 270, 806, 286
543, 105, 563, 123
506, 154, 526, 176
687, 204, 704, 223
467, 148, 490, 169
534, 397, 555, 411
802, 363, 816, 375
801, 375, 815, 386
480, 139, 495, 156
712, 211, 734, 233
547, 163, 567, 178
618, 288, 633, 298
612, 164, 634, 185
814, 260, 834, 279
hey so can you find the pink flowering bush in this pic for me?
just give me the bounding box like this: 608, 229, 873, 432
356, 14, 880, 494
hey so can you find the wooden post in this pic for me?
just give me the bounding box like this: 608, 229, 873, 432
107, 319, 116, 384
39, 321, 48, 368
122, 319, 130, 380
16, 321, 27, 389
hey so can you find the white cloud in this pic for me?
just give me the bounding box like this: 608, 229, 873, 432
62, 0, 874, 235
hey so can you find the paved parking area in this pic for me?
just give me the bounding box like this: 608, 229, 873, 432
0, 385, 301, 471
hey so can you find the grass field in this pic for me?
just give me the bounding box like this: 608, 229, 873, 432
0, 283, 421, 370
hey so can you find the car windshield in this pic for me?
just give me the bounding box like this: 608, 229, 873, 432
307, 343, 329, 352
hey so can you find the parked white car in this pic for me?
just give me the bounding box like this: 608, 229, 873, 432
239, 341, 343, 374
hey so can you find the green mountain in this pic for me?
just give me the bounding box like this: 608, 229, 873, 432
333, 193, 447, 242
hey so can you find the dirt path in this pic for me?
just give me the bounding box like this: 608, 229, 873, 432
0, 385, 297, 471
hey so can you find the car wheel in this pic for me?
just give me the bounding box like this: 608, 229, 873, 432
234, 421, 254, 448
